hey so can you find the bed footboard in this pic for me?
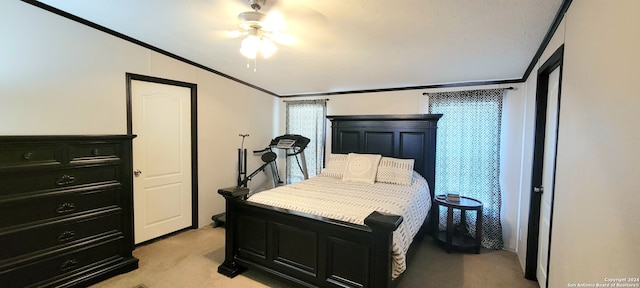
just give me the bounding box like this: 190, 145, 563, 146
217, 187, 402, 288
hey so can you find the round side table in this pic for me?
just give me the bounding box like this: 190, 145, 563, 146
433, 195, 483, 253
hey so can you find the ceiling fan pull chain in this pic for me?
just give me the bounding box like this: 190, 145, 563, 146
245, 55, 257, 72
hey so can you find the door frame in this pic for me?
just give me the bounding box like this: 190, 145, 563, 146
126, 73, 199, 229
525, 45, 564, 283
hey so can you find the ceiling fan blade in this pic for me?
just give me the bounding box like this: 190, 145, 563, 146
256, 0, 327, 27
268, 32, 297, 45
261, 10, 287, 32
222, 30, 245, 39
266, 1, 328, 48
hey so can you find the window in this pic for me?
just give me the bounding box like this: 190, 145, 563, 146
428, 89, 505, 250
285, 99, 327, 183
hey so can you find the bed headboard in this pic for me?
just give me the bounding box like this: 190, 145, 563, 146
327, 114, 442, 196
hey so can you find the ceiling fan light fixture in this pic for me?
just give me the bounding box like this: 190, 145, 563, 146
239, 33, 277, 59
235, 0, 280, 64
259, 38, 277, 58
240, 34, 260, 59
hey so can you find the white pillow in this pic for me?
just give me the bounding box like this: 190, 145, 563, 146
342, 153, 382, 184
320, 153, 348, 179
376, 157, 415, 185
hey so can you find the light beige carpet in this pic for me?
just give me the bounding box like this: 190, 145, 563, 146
90, 226, 538, 288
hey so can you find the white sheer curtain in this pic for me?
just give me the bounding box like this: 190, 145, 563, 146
285, 99, 327, 183
428, 89, 505, 250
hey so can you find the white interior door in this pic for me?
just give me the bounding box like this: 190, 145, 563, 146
131, 80, 192, 244
537, 67, 560, 288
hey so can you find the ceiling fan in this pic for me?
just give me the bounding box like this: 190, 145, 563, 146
233, 0, 296, 59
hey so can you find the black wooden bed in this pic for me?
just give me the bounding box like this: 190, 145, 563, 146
217, 114, 442, 288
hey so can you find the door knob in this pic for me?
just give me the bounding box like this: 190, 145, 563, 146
534, 186, 544, 193
134, 170, 142, 177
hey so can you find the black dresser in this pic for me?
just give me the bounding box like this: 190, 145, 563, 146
0, 135, 138, 287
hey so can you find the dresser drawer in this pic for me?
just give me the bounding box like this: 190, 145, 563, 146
0, 164, 120, 197
0, 143, 63, 170
0, 235, 125, 288
0, 211, 122, 261
0, 187, 121, 228
68, 141, 122, 164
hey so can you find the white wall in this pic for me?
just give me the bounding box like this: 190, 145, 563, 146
0, 1, 277, 228
549, 1, 640, 285
278, 85, 526, 251
516, 0, 640, 285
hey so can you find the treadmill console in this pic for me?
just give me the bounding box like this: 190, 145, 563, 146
270, 134, 310, 153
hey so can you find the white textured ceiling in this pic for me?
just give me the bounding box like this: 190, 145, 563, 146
35, 0, 563, 96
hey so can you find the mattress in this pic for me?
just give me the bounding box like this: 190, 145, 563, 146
247, 171, 431, 279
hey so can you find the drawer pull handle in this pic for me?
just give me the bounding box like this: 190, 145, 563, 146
55, 174, 76, 186
23, 152, 33, 160
56, 202, 76, 214
59, 259, 79, 271
57, 230, 76, 242
92, 148, 100, 156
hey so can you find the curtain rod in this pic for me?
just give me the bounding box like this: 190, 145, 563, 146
282, 98, 330, 103
422, 86, 514, 95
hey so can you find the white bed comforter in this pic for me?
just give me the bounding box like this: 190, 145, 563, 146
247, 171, 431, 279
